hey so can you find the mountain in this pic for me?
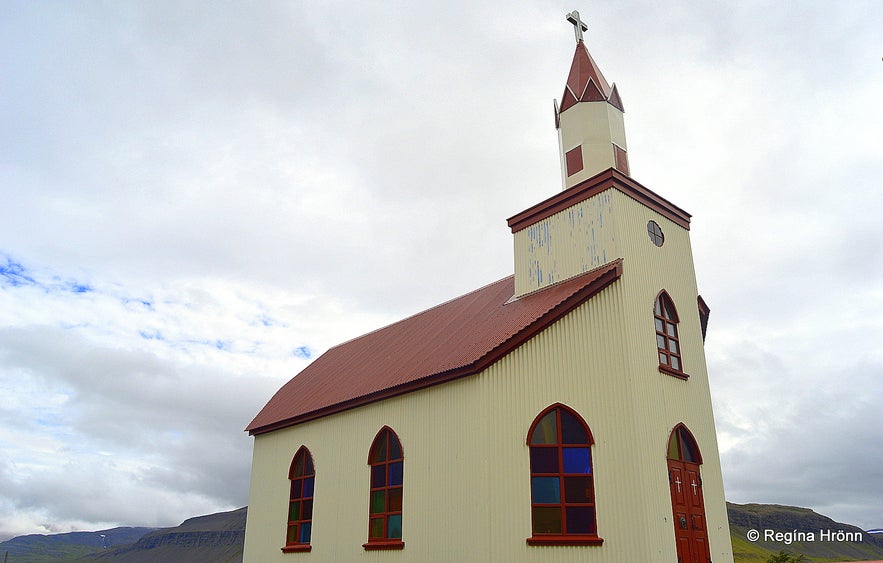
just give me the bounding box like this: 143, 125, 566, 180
728, 502, 883, 562
0, 527, 157, 562
0, 508, 245, 563
84, 507, 246, 563
2, 504, 880, 562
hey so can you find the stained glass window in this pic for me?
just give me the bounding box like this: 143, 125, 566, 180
527, 405, 599, 542
285, 446, 314, 550
655, 292, 685, 376
366, 427, 404, 547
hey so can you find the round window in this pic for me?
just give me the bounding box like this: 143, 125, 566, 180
647, 221, 664, 247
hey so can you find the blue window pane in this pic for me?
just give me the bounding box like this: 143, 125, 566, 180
388, 461, 403, 486
387, 514, 402, 539
563, 447, 591, 474
303, 476, 314, 498
531, 477, 560, 503
300, 522, 312, 543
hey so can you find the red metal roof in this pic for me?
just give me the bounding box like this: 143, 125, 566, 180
560, 40, 613, 112
247, 260, 623, 435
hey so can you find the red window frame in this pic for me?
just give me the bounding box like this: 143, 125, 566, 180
281, 446, 314, 553
655, 291, 687, 379
526, 404, 603, 546
363, 426, 404, 550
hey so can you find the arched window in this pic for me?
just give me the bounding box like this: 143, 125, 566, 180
655, 291, 685, 377
667, 424, 702, 464
526, 404, 602, 546
283, 446, 314, 553
364, 427, 404, 550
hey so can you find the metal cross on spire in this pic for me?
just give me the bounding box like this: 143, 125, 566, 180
566, 10, 588, 43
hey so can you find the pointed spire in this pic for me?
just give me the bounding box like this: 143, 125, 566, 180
564, 41, 612, 101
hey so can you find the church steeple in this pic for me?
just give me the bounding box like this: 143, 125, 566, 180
555, 10, 629, 189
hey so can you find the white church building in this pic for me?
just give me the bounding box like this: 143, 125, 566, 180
243, 10, 733, 563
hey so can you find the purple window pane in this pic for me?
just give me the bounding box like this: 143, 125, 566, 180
530, 447, 559, 473
565, 506, 596, 534
560, 410, 589, 444
371, 464, 385, 488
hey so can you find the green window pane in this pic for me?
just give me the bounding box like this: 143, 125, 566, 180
287, 524, 298, 544
369, 517, 384, 538
565, 506, 596, 534
668, 432, 680, 460
564, 475, 594, 503
532, 506, 562, 534
387, 515, 402, 539
370, 490, 386, 514
560, 410, 589, 444
299, 522, 311, 543
288, 501, 300, 522
371, 465, 385, 488
562, 447, 591, 473
388, 488, 403, 512
531, 477, 560, 503
530, 447, 559, 473
530, 411, 558, 444
388, 435, 402, 460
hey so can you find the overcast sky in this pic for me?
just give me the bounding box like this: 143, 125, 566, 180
1, 0, 881, 541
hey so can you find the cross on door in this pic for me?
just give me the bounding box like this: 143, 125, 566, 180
691, 479, 698, 494
674, 475, 682, 493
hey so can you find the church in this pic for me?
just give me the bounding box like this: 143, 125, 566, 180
243, 10, 733, 563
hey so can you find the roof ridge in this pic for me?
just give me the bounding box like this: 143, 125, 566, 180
328, 275, 515, 351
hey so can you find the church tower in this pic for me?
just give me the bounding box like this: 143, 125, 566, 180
555, 11, 629, 190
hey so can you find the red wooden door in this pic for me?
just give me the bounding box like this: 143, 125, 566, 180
668, 459, 710, 563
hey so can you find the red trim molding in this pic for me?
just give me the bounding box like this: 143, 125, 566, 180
363, 540, 405, 551
507, 168, 690, 233
527, 535, 604, 546
659, 365, 690, 380
281, 545, 312, 553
